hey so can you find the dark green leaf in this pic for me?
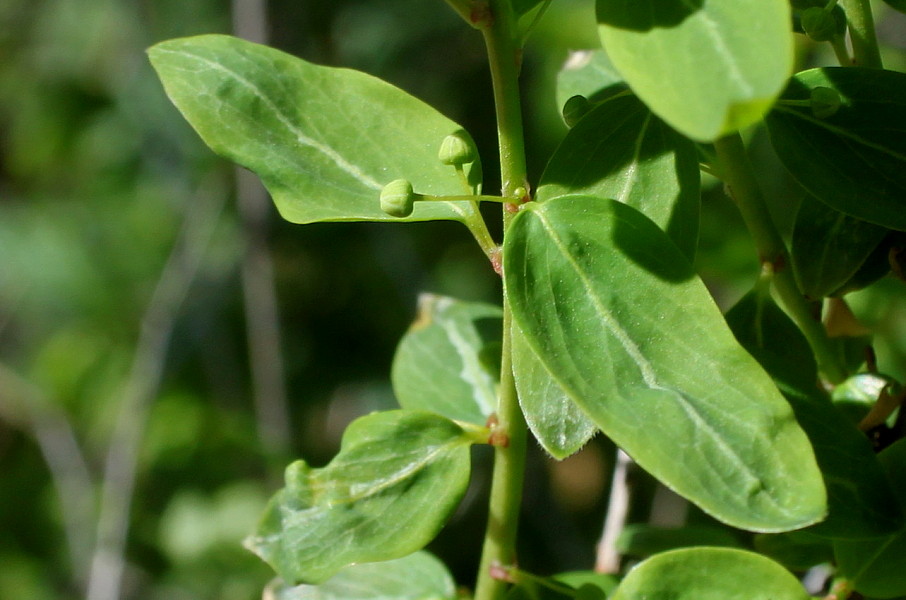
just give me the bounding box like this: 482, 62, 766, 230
246, 410, 473, 584
537, 94, 700, 260
617, 524, 742, 558
791, 195, 889, 299
268, 551, 457, 600
596, 0, 794, 141
148, 35, 481, 224
610, 547, 811, 600
504, 195, 826, 532
512, 325, 597, 459
754, 530, 835, 571
767, 67, 906, 231
726, 291, 903, 538
835, 439, 906, 598
392, 294, 501, 425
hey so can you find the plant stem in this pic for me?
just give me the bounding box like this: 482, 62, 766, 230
713, 134, 847, 385
474, 1, 529, 599
840, 0, 883, 68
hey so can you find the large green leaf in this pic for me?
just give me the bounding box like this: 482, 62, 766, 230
726, 291, 903, 538
148, 34, 480, 224
766, 67, 906, 231
246, 410, 474, 584
268, 551, 457, 600
503, 195, 826, 532
610, 547, 811, 600
392, 294, 501, 425
512, 325, 597, 459
791, 195, 890, 299
596, 0, 793, 142
536, 93, 700, 260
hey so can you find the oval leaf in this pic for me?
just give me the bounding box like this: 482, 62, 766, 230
512, 325, 598, 459
503, 195, 826, 532
148, 34, 480, 224
245, 410, 473, 584
392, 294, 501, 425
596, 0, 793, 141
537, 93, 700, 260
766, 67, 906, 231
268, 551, 457, 600
791, 194, 890, 299
611, 547, 811, 600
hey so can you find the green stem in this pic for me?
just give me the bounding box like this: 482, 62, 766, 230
474, 2, 529, 600
840, 0, 882, 68
713, 134, 848, 385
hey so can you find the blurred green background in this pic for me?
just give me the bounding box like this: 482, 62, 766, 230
1, 1, 904, 599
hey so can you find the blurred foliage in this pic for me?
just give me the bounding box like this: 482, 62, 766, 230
0, 1, 905, 599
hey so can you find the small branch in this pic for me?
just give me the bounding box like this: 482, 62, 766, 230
85, 179, 227, 600
840, 0, 883, 68
233, 0, 293, 462
595, 449, 633, 574
713, 134, 847, 384
0, 364, 95, 588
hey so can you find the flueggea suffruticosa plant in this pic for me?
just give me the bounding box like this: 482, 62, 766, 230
148, 1, 906, 598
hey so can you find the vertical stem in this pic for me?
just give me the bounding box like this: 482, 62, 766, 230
840, 0, 883, 68
475, 2, 529, 600
713, 134, 847, 385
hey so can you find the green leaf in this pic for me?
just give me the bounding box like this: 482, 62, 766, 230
392, 294, 501, 425
267, 551, 458, 600
617, 524, 742, 558
835, 439, 906, 599
726, 291, 903, 538
791, 195, 890, 299
753, 530, 835, 571
610, 547, 811, 600
596, 0, 793, 141
503, 195, 826, 532
246, 410, 474, 584
512, 325, 597, 459
766, 67, 906, 231
148, 34, 481, 224
555, 49, 624, 111
536, 93, 700, 260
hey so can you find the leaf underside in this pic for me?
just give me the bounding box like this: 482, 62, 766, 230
246, 410, 473, 584
149, 34, 481, 224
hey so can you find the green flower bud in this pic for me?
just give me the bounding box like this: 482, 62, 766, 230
810, 86, 841, 119
438, 132, 476, 166
562, 95, 591, 128
801, 7, 837, 42
380, 179, 416, 218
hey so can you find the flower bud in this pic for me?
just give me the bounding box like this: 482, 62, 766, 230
380, 179, 416, 218
801, 7, 837, 42
810, 86, 841, 119
562, 95, 591, 128
438, 132, 476, 166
